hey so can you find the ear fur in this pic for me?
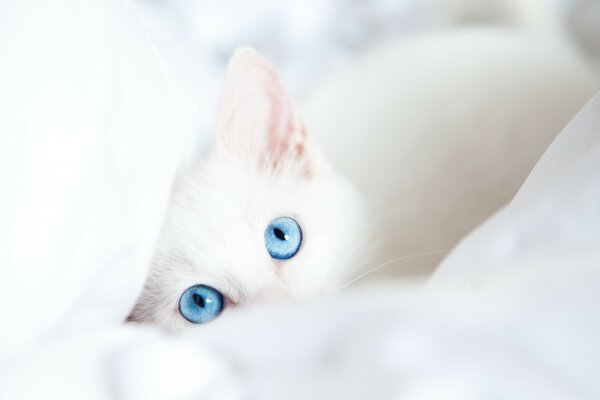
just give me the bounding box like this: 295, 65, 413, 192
214, 48, 318, 175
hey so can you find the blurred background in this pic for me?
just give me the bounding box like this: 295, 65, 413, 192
133, 0, 600, 156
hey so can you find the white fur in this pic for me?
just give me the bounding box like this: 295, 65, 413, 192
130, 49, 368, 330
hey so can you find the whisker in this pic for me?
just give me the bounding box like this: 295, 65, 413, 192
336, 222, 415, 271
340, 249, 450, 288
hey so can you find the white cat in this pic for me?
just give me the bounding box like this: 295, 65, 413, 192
129, 49, 369, 330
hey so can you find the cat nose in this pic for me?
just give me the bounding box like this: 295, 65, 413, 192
251, 287, 296, 303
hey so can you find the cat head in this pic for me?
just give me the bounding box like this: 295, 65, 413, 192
129, 48, 368, 330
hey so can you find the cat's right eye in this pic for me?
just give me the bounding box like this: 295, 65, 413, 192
178, 284, 224, 324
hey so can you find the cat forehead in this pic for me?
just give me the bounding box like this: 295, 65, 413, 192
179, 156, 312, 215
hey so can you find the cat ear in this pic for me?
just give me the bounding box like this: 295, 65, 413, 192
214, 48, 321, 176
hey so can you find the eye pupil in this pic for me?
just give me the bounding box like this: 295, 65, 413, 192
274, 227, 287, 241
192, 293, 204, 307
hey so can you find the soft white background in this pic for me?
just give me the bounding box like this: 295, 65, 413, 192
133, 0, 600, 160
1, 0, 599, 398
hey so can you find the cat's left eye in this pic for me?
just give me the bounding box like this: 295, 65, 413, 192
178, 284, 224, 324
264, 216, 303, 260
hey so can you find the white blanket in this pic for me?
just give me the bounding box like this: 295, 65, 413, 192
1, 1, 599, 399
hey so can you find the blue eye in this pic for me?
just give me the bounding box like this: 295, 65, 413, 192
264, 216, 302, 260
178, 284, 224, 324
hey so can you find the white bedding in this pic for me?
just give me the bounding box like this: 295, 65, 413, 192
0, 0, 198, 378
1, 1, 599, 399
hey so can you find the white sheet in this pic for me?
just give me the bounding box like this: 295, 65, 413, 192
1, 1, 600, 398
188, 94, 600, 400
0, 0, 197, 368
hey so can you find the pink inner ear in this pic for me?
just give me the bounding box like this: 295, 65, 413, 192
215, 48, 309, 172
264, 66, 295, 158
